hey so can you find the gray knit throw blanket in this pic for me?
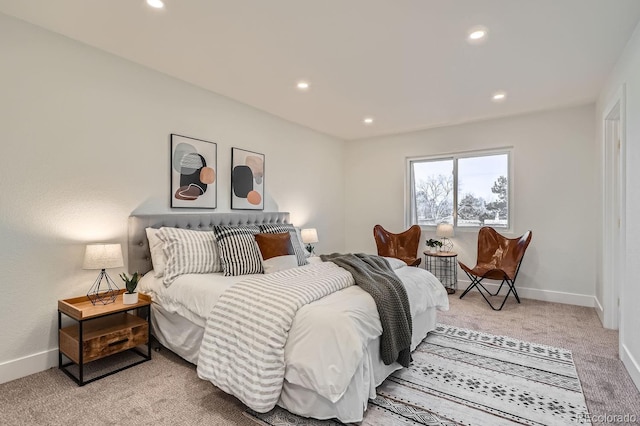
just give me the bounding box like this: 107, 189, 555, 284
320, 253, 413, 367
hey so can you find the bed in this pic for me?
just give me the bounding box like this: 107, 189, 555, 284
128, 212, 449, 422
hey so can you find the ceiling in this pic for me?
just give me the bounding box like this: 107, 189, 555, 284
1, 0, 640, 140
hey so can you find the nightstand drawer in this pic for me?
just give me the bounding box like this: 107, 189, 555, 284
59, 313, 148, 364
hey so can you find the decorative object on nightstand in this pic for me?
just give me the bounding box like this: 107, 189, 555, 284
425, 238, 443, 254
83, 243, 124, 305
436, 223, 454, 252
301, 228, 318, 254
120, 272, 141, 305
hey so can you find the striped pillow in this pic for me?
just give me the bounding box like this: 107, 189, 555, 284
158, 227, 222, 286
213, 225, 263, 276
259, 224, 309, 266
294, 227, 311, 258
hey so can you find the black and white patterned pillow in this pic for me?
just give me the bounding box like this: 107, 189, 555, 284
294, 227, 311, 258
158, 227, 222, 286
259, 224, 308, 266
213, 225, 263, 276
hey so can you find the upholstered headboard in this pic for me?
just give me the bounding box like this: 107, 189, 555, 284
128, 212, 291, 275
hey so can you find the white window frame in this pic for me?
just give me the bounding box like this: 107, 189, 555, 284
405, 147, 513, 231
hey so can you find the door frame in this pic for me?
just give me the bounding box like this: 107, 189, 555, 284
602, 84, 626, 332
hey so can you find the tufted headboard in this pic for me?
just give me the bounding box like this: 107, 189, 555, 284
128, 212, 290, 275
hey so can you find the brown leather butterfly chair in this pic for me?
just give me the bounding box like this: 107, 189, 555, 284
373, 224, 422, 267
459, 227, 532, 311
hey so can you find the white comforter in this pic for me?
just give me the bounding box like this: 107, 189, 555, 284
197, 262, 355, 412
139, 257, 449, 406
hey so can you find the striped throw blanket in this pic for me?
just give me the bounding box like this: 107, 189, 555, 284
197, 262, 354, 413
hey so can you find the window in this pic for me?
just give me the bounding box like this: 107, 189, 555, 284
407, 150, 510, 229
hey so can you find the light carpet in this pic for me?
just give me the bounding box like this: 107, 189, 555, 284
247, 324, 591, 425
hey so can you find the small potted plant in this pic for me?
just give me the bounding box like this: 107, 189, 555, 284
120, 272, 141, 305
425, 238, 443, 253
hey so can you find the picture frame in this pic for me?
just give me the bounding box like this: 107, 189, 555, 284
231, 147, 265, 210
170, 134, 217, 209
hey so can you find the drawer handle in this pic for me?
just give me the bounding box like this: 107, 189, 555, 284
108, 338, 129, 346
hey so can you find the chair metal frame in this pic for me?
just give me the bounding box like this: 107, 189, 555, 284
459, 228, 532, 311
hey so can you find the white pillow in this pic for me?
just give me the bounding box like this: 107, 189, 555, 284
306, 256, 323, 265
383, 256, 407, 270
158, 227, 222, 286
145, 228, 166, 278
262, 254, 298, 274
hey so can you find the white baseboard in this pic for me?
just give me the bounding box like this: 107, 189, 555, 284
0, 349, 58, 385
594, 297, 604, 323
457, 280, 595, 307
621, 343, 640, 392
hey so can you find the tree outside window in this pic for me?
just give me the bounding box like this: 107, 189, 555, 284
408, 151, 510, 228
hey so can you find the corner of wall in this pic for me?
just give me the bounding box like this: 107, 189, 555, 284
594, 296, 604, 325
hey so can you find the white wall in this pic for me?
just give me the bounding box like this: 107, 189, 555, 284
0, 14, 345, 383
597, 21, 640, 390
344, 104, 597, 305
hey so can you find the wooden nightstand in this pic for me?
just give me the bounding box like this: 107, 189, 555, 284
58, 290, 151, 386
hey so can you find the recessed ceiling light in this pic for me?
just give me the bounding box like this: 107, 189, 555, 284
492, 91, 507, 102
469, 30, 486, 40
296, 81, 310, 90
467, 26, 488, 44
146, 0, 164, 9
363, 117, 374, 125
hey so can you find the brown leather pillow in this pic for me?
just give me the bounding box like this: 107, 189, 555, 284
255, 233, 294, 260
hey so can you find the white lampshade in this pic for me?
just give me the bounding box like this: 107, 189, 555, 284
436, 223, 454, 238
83, 243, 124, 270
301, 228, 319, 244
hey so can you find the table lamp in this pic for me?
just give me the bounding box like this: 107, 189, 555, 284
436, 223, 454, 252
301, 228, 319, 254
83, 243, 124, 305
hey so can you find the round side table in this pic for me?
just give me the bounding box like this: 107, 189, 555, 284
423, 250, 458, 294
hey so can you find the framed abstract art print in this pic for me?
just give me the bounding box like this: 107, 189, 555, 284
231, 147, 264, 210
170, 134, 217, 208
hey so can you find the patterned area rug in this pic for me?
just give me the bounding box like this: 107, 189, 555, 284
245, 324, 591, 425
